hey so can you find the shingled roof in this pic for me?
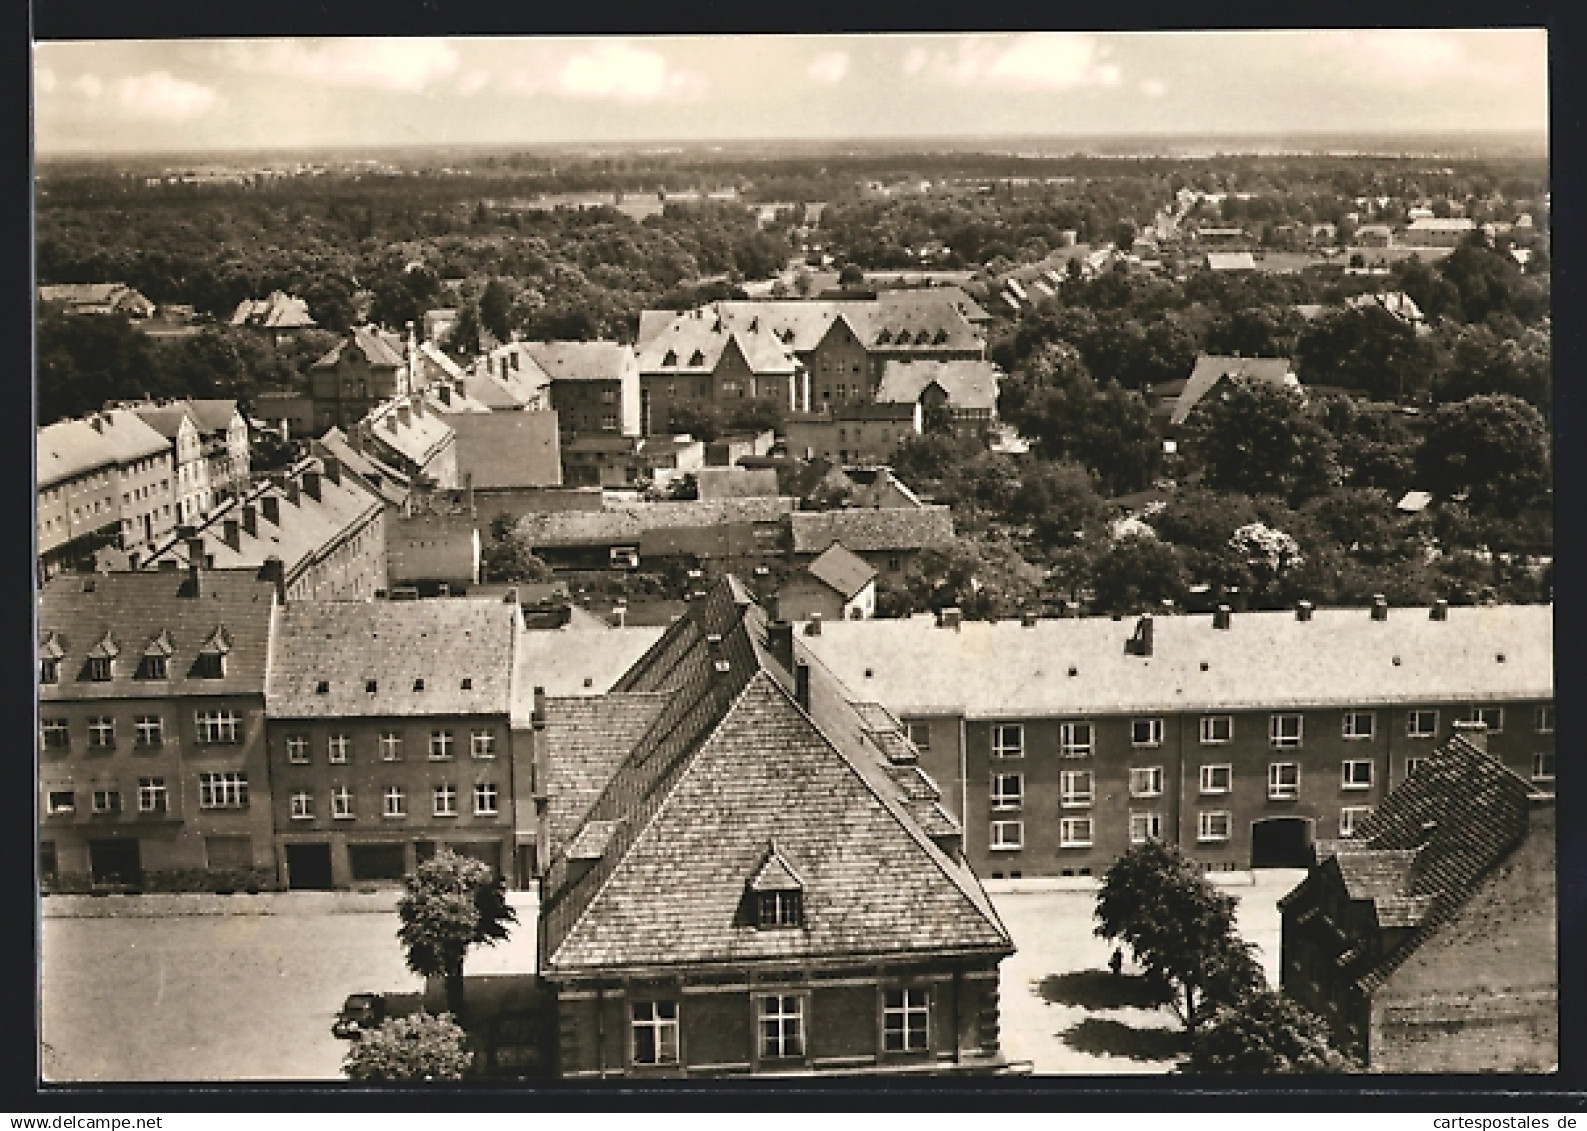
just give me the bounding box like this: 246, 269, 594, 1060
805, 542, 877, 600
449, 411, 562, 490
635, 308, 799, 376
541, 692, 670, 853
876, 359, 1000, 412
37, 410, 171, 490
539, 577, 1011, 977
1171, 355, 1298, 427
789, 505, 954, 555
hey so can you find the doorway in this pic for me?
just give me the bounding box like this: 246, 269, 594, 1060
1250, 817, 1315, 869
88, 839, 141, 887
285, 843, 334, 890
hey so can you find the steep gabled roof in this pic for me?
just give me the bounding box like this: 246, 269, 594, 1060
805, 542, 877, 600
1171, 354, 1298, 426
789, 506, 955, 555
186, 399, 243, 434
37, 410, 172, 490
876, 359, 1000, 412
313, 325, 404, 370
521, 341, 635, 383
542, 692, 671, 851
231, 291, 316, 330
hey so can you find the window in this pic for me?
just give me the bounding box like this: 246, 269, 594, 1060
327, 734, 350, 764
882, 988, 930, 1053
1200, 715, 1233, 744
1131, 717, 1163, 747
1339, 806, 1372, 838
92, 790, 122, 813
1199, 764, 1232, 794
134, 716, 164, 747
88, 657, 113, 682
1270, 713, 1303, 748
41, 719, 70, 750
1470, 706, 1504, 734
1342, 711, 1375, 741
1535, 705, 1555, 734
1059, 817, 1094, 847
1060, 722, 1093, 758
199, 772, 249, 808
88, 716, 115, 749
630, 1001, 679, 1066
429, 731, 454, 760
380, 732, 403, 761
1198, 811, 1231, 842
757, 889, 803, 928
46, 790, 75, 815
196, 710, 240, 744
433, 784, 458, 817
1129, 766, 1164, 798
1268, 762, 1300, 800
601, 414, 618, 431
989, 773, 1023, 811
470, 731, 496, 760
1533, 752, 1556, 783
1060, 770, 1094, 807
1405, 756, 1427, 777
384, 786, 406, 818
137, 778, 167, 813
143, 655, 168, 681
1129, 812, 1163, 845
992, 724, 1023, 759
759, 994, 805, 1060
990, 820, 1023, 851
474, 782, 499, 816
286, 735, 309, 764
291, 790, 314, 820
327, 786, 352, 819
1342, 760, 1374, 790
40, 659, 58, 685
906, 723, 931, 751
194, 653, 226, 679
1407, 709, 1438, 739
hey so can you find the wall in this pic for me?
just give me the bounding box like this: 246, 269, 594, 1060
807, 320, 870, 410
285, 507, 388, 603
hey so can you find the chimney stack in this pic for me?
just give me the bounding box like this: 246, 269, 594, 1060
302, 471, 322, 502
258, 555, 285, 603
186, 562, 201, 597
1021, 609, 1037, 627
1452, 717, 1488, 752
397, 404, 412, 429
1212, 604, 1232, 630
805, 612, 823, 636
1371, 594, 1389, 621
222, 518, 240, 551
1295, 600, 1314, 622
532, 685, 547, 727
186, 535, 206, 566
768, 619, 795, 674
322, 457, 341, 486
794, 660, 811, 712
285, 480, 301, 505
1127, 614, 1154, 657
261, 495, 280, 525
1430, 599, 1449, 622
438, 384, 452, 406
241, 504, 257, 538
938, 607, 963, 630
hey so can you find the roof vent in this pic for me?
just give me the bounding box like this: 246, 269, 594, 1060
1295, 600, 1313, 622
1496, 653, 1506, 664
461, 678, 472, 690
1212, 605, 1231, 630
413, 678, 425, 691
583, 677, 594, 688
1067, 665, 1078, 677
1430, 599, 1449, 621
1392, 655, 1402, 666
864, 668, 874, 678
1200, 660, 1209, 672
315, 680, 329, 694
1371, 594, 1388, 621
365, 680, 377, 693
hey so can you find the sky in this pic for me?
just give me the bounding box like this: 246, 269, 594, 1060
32, 31, 1549, 156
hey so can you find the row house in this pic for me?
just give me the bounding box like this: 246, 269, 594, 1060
141, 455, 388, 603
38, 569, 279, 888
37, 410, 176, 581
356, 395, 459, 491
129, 404, 210, 526
185, 400, 253, 502
536, 578, 1016, 1077
308, 325, 409, 433
522, 341, 640, 439
800, 601, 1554, 879
264, 597, 521, 889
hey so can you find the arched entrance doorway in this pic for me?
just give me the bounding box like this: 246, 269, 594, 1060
1251, 816, 1315, 869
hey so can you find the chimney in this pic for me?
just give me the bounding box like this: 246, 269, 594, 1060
805, 612, 822, 636
186, 562, 201, 597
322, 457, 341, 486
397, 404, 412, 429
1452, 717, 1488, 752
285, 480, 301, 505
794, 659, 811, 711
1295, 600, 1314, 622
532, 685, 547, 727
768, 619, 795, 674
1430, 599, 1449, 622
222, 518, 240, 550
302, 471, 322, 502
1127, 614, 1154, 656
258, 555, 286, 603
438, 383, 452, 406
241, 504, 257, 538
1021, 610, 1037, 627
1371, 594, 1388, 621
186, 536, 206, 565
1212, 604, 1232, 630
938, 607, 963, 630
176, 523, 197, 541
89, 415, 103, 433
261, 495, 280, 525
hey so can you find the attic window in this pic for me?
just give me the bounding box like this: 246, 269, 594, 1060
40, 659, 59, 685
689, 350, 705, 367
460, 678, 473, 690
365, 679, 378, 693
141, 655, 169, 681
758, 890, 803, 929
316, 680, 330, 694
876, 329, 892, 345
933, 329, 948, 344
88, 657, 113, 682
663, 350, 678, 367
413, 678, 425, 692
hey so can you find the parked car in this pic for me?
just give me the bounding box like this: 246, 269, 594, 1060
331, 993, 386, 1039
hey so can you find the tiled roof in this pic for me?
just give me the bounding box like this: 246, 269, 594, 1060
465, 344, 553, 408
37, 410, 172, 490
415, 342, 465, 382
38, 570, 276, 701
422, 382, 493, 415
805, 542, 877, 599
799, 604, 1553, 717
1171, 354, 1297, 426
265, 597, 517, 718
361, 397, 456, 472
313, 325, 404, 370
387, 513, 478, 584
312, 429, 411, 508
510, 626, 667, 725
1345, 291, 1425, 323
230, 291, 316, 330
128, 404, 198, 441
541, 692, 670, 851
186, 399, 242, 434
449, 411, 562, 490
876, 359, 1000, 412
635, 309, 799, 375
540, 579, 1012, 975
789, 506, 954, 554
694, 466, 780, 499
521, 341, 635, 383
520, 497, 796, 549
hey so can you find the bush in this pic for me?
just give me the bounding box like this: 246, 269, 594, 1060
343, 1011, 474, 1082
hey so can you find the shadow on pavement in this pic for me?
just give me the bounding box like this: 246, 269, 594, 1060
1060, 1017, 1186, 1063
1038, 969, 1172, 1010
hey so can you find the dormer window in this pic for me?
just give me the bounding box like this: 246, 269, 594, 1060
747, 842, 806, 930
933, 329, 948, 344
196, 625, 231, 680
40, 632, 64, 684
758, 889, 803, 928
89, 657, 113, 682
876, 329, 892, 344
40, 659, 59, 685
144, 656, 168, 681
86, 632, 120, 681
140, 629, 175, 680
662, 350, 678, 367
688, 350, 705, 367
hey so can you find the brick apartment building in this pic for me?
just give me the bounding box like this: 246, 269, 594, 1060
801, 601, 1554, 878
522, 341, 641, 439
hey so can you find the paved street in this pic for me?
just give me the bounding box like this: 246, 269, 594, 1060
41, 873, 1303, 1081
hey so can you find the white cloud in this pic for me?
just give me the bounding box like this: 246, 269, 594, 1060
1310, 30, 1545, 90
506, 42, 708, 103
918, 34, 1122, 91
1140, 78, 1167, 98
71, 73, 102, 99
807, 51, 850, 85
457, 69, 491, 96
220, 38, 461, 93
115, 71, 219, 121
36, 66, 56, 93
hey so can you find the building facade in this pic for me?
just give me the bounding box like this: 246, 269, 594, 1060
309, 326, 409, 432
524, 341, 641, 439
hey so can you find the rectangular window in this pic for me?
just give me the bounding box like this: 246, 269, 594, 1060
1535, 705, 1555, 734
470, 731, 496, 760
989, 773, 1023, 811
1060, 722, 1093, 758
1060, 770, 1094, 808
92, 789, 122, 813
882, 988, 930, 1053
1268, 762, 1300, 800
331, 786, 354, 819
196, 710, 240, 744
327, 734, 350, 764
1532, 753, 1556, 784
1200, 715, 1233, 744
384, 786, 406, 818
134, 716, 164, 747
1198, 811, 1232, 842
1342, 711, 1375, 740
1199, 764, 1232, 794
906, 723, 931, 751
989, 820, 1023, 851
429, 731, 454, 760
380, 732, 403, 761
89, 657, 113, 683
1407, 709, 1438, 739
1129, 812, 1163, 845
1342, 759, 1374, 790
198, 772, 248, 809
1131, 717, 1163, 747
41, 719, 70, 750
1339, 806, 1372, 838
1059, 817, 1094, 848
286, 735, 309, 764
137, 778, 167, 813
433, 784, 458, 817
142, 655, 168, 681
631, 1001, 679, 1066
291, 790, 313, 820
992, 724, 1023, 759
87, 716, 115, 749
1471, 706, 1504, 734
46, 790, 76, 815
474, 782, 499, 816
758, 994, 806, 1060
1129, 766, 1164, 798
1270, 713, 1303, 748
